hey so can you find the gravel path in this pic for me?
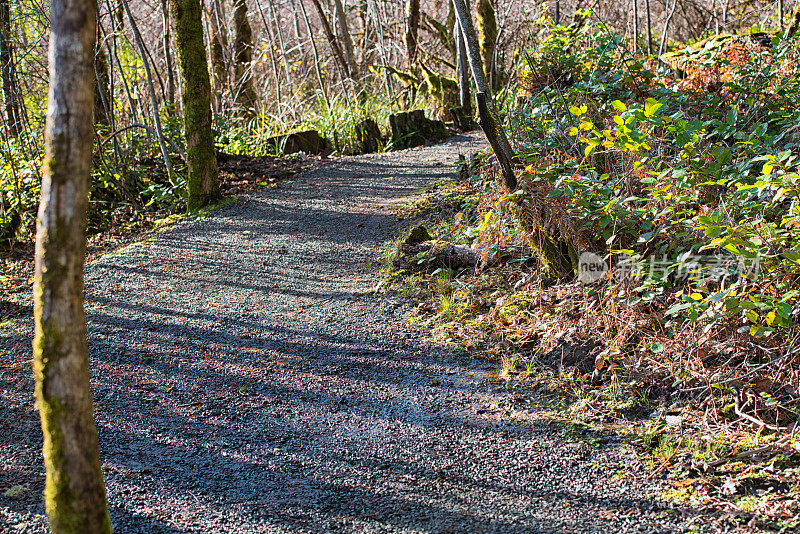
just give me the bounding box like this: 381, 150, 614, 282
1, 133, 692, 533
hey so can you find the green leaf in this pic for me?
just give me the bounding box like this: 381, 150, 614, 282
611, 100, 626, 112
644, 98, 663, 117
650, 341, 665, 353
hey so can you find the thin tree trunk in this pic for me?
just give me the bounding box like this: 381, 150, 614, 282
308, 0, 351, 80
368, 0, 392, 95
121, 0, 174, 180
35, 0, 112, 530
645, 0, 652, 55
254, 0, 282, 106
168, 0, 220, 210
454, 5, 470, 114
94, 28, 111, 129
633, 0, 638, 52
451, 0, 515, 191
232, 0, 257, 114
554, 0, 559, 24
207, 0, 230, 111
268, 0, 293, 90
0, 0, 21, 137
333, 0, 358, 81
162, 0, 175, 107
658, 0, 677, 56
405, 0, 420, 67
298, 0, 329, 105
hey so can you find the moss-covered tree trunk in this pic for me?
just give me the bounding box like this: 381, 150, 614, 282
475, 0, 498, 91
232, 0, 257, 114
34, 0, 112, 532
404, 0, 420, 67
169, 0, 220, 210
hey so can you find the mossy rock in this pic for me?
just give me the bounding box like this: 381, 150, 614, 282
404, 225, 432, 245
389, 110, 450, 150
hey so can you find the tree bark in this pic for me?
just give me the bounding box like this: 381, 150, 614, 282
34, 0, 112, 531
0, 0, 21, 137
451, 0, 516, 191
308, 0, 351, 80
475, 0, 497, 90
169, 0, 221, 210
405, 0, 420, 67
453, 3, 470, 115
94, 35, 111, 129
645, 0, 652, 55
208, 0, 229, 110
333, 0, 358, 80
162, 0, 175, 107
232, 0, 257, 114
297, 0, 328, 105
121, 0, 174, 180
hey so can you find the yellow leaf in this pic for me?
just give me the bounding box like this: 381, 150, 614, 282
568, 126, 579, 136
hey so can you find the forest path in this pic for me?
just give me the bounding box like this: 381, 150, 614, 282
1, 133, 689, 533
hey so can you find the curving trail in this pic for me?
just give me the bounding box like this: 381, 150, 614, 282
1, 133, 690, 533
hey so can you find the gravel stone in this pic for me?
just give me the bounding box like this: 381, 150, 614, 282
0, 132, 693, 533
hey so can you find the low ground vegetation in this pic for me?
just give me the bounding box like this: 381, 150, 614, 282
384, 21, 800, 529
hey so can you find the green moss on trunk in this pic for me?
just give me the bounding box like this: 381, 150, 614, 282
169, 0, 220, 210
475, 0, 498, 90
35, 0, 112, 530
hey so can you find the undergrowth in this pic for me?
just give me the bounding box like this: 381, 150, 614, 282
385, 20, 800, 529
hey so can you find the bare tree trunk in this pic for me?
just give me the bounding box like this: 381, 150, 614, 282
454, 5, 470, 114
208, 0, 230, 110
268, 0, 293, 91
34, 0, 112, 530
658, 0, 677, 56
94, 40, 111, 129
308, 0, 351, 80
554, 0, 560, 24
0, 0, 21, 137
333, 0, 358, 81
121, 0, 174, 180
645, 0, 652, 55
405, 0, 420, 67
298, 0, 329, 105
168, 0, 220, 210
254, 0, 283, 105
162, 0, 175, 107
232, 0, 257, 114
451, 0, 515, 191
